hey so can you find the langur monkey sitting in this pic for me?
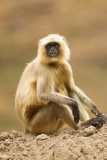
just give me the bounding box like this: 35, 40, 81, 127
15, 34, 107, 134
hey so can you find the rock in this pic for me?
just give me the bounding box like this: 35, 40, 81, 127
36, 134, 50, 140
4, 139, 11, 145
22, 150, 28, 156
0, 132, 9, 141
0, 154, 9, 159
0, 143, 6, 151
97, 144, 104, 151
82, 126, 96, 136
0, 125, 107, 159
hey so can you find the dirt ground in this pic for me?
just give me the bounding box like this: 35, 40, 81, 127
0, 124, 107, 160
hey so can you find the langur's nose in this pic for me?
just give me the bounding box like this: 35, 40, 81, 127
50, 47, 55, 53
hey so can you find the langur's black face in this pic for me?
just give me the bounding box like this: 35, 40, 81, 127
45, 42, 60, 58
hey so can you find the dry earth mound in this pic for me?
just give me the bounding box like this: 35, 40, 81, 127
0, 124, 107, 160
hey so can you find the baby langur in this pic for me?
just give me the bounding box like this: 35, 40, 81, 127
15, 34, 107, 134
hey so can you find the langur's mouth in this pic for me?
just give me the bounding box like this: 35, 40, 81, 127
50, 54, 58, 57
48, 52, 60, 58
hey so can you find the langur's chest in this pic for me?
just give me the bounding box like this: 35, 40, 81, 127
50, 66, 70, 95
54, 73, 68, 96
55, 84, 68, 96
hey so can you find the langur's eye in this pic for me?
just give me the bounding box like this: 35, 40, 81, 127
46, 44, 51, 49
47, 45, 50, 48
55, 44, 59, 48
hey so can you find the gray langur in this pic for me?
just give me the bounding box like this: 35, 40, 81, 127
15, 34, 107, 134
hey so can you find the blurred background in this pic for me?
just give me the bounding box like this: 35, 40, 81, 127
0, 0, 107, 132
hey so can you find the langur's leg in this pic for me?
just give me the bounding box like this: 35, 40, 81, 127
24, 102, 79, 134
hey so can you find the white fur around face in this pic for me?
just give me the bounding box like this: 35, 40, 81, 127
37, 34, 71, 62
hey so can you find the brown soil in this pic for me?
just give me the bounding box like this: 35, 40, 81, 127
0, 124, 107, 160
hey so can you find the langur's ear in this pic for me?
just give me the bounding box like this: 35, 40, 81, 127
62, 36, 69, 46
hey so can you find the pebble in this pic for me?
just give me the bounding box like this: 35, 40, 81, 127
0, 132, 9, 141
0, 143, 6, 151
81, 145, 92, 154
4, 139, 11, 145
0, 154, 9, 159
22, 150, 28, 156
36, 134, 50, 140
24, 142, 31, 147
97, 144, 104, 150
83, 126, 96, 136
